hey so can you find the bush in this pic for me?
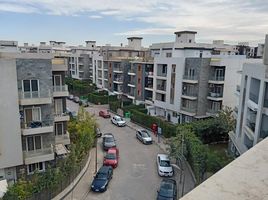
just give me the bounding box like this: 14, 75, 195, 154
130, 110, 177, 138
88, 93, 117, 105
66, 78, 96, 96
122, 104, 147, 114
109, 101, 121, 112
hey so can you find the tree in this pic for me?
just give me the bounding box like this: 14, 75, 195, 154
217, 106, 236, 132
3, 179, 33, 200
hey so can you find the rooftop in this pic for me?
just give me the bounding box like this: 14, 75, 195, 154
174, 31, 197, 35
181, 138, 268, 200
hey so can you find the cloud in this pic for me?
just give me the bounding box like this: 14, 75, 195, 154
89, 15, 102, 19
0, 0, 268, 43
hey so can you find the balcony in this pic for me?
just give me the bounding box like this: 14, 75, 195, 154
52, 58, 68, 71
183, 75, 198, 84
181, 106, 197, 115
23, 144, 54, 165
114, 67, 123, 73
128, 80, 136, 88
210, 58, 224, 66
246, 119, 256, 133
54, 113, 70, 122
53, 85, 69, 97
113, 77, 123, 84
21, 120, 54, 136
182, 90, 198, 100
156, 84, 166, 92
249, 92, 259, 104
206, 108, 220, 115
56, 131, 71, 145
207, 92, 223, 101
19, 90, 52, 106
128, 68, 136, 76
145, 71, 154, 77
145, 84, 154, 91
208, 76, 225, 84
145, 97, 153, 104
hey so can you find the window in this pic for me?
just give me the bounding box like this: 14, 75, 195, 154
166, 53, 172, 57
54, 99, 63, 115
27, 162, 45, 175
22, 79, 39, 98
189, 39, 192, 43
172, 112, 177, 117
172, 65, 176, 73
55, 123, 64, 136
26, 135, 42, 151
138, 78, 141, 84
24, 107, 41, 127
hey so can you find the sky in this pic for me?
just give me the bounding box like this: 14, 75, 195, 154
0, 0, 268, 47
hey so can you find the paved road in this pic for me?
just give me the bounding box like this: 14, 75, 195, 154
65, 100, 173, 200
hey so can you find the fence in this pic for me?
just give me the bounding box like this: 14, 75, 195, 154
27, 153, 89, 200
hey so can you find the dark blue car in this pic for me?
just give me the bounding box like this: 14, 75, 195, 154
157, 179, 177, 200
91, 166, 113, 192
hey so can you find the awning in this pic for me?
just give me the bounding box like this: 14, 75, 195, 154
0, 179, 8, 198
55, 144, 68, 156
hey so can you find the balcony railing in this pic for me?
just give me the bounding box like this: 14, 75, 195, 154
181, 106, 197, 113
183, 75, 198, 80
208, 92, 223, 98
207, 108, 220, 114
129, 80, 136, 85
157, 85, 166, 91
128, 69, 136, 73
22, 119, 54, 129
182, 90, 197, 97
23, 144, 54, 159
145, 71, 154, 76
145, 84, 153, 88
210, 76, 225, 81
53, 85, 68, 92
157, 72, 167, 77
114, 67, 123, 72
19, 90, 51, 99
114, 78, 123, 82
249, 92, 259, 104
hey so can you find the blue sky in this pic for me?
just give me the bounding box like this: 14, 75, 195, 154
0, 0, 267, 47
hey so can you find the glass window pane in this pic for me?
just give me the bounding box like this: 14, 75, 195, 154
23, 80, 30, 92
27, 137, 34, 151
35, 136, 41, 150
56, 123, 63, 135
31, 80, 38, 91
38, 162, 43, 170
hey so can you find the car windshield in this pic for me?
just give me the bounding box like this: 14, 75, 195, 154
160, 160, 171, 167
105, 153, 116, 159
95, 172, 107, 179
105, 137, 114, 143
116, 117, 123, 121
141, 130, 150, 137
159, 182, 174, 198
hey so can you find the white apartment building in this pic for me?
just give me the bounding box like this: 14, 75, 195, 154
147, 31, 249, 124
229, 35, 268, 156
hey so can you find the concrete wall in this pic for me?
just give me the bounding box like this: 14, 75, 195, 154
0, 59, 23, 169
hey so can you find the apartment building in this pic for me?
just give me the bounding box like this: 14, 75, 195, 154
0, 52, 69, 183
0, 40, 18, 52
229, 35, 268, 157
145, 31, 249, 123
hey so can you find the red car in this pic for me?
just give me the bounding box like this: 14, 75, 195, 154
103, 147, 119, 168
99, 110, 111, 118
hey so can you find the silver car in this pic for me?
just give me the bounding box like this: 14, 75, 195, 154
136, 129, 152, 144
102, 133, 116, 151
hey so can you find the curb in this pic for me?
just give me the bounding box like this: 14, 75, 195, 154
52, 151, 92, 200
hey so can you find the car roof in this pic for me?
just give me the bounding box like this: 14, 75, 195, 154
98, 165, 112, 173
103, 133, 114, 137
108, 148, 117, 153
114, 115, 121, 118
158, 154, 170, 160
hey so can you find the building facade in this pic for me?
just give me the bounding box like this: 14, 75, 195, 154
229, 35, 268, 156
0, 53, 70, 183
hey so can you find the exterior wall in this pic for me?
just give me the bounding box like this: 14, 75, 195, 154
0, 59, 23, 176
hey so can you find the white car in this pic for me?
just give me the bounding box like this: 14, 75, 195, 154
136, 129, 152, 144
111, 115, 126, 127
157, 154, 173, 177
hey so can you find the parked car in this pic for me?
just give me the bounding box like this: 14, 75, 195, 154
91, 166, 113, 192
157, 179, 177, 200
68, 94, 74, 100
102, 133, 116, 151
96, 127, 102, 138
103, 147, 119, 168
99, 110, 111, 118
73, 96, 80, 103
111, 115, 126, 127
157, 154, 173, 177
79, 99, 89, 107
136, 129, 152, 144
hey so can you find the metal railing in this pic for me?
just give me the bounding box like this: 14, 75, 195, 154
23, 144, 54, 158
22, 119, 54, 129
128, 69, 136, 73
157, 72, 167, 77
114, 77, 123, 82
145, 84, 153, 88
183, 75, 198, 80
19, 90, 51, 99
114, 67, 123, 72
181, 106, 197, 113
208, 92, 223, 98
182, 90, 197, 97
53, 85, 68, 92
209, 76, 225, 81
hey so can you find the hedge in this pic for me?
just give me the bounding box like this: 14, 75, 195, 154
130, 110, 177, 138
122, 104, 148, 114
109, 101, 121, 112
88, 93, 118, 105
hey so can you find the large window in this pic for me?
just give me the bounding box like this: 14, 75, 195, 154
27, 162, 45, 175
26, 135, 42, 151
24, 107, 41, 127
22, 80, 39, 98
55, 123, 64, 136
54, 99, 63, 115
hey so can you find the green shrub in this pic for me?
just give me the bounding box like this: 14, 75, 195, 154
109, 101, 121, 112
88, 93, 117, 105
130, 110, 177, 138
